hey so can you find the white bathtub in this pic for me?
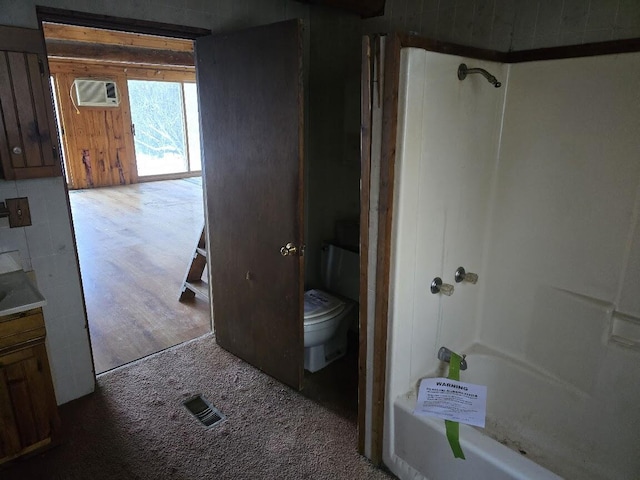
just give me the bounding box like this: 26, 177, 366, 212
389, 347, 635, 480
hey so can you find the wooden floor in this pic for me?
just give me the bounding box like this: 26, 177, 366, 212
69, 178, 211, 374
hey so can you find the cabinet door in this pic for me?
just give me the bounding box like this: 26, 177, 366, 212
0, 345, 58, 464
0, 364, 22, 461
0, 26, 62, 180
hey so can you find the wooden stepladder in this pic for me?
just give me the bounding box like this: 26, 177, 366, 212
179, 225, 209, 301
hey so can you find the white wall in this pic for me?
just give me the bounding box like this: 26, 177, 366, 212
0, 177, 91, 404
384, 48, 507, 459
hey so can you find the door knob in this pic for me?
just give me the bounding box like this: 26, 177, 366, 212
280, 242, 298, 256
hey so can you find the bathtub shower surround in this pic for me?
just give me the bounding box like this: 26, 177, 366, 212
414, 349, 488, 461
383, 47, 640, 480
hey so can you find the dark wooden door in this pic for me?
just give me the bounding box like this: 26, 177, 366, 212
195, 20, 304, 390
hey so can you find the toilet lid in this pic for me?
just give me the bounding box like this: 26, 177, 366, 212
304, 289, 345, 325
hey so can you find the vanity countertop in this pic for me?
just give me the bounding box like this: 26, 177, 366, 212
0, 270, 47, 317
0, 252, 46, 318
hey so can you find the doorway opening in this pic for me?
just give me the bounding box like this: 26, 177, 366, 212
38, 10, 366, 451
43, 21, 211, 374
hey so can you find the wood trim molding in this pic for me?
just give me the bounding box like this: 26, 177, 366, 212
396, 31, 640, 64
42, 23, 194, 52
506, 37, 640, 63
36, 6, 211, 39
48, 59, 195, 79
398, 33, 508, 63
370, 32, 401, 466
358, 35, 372, 456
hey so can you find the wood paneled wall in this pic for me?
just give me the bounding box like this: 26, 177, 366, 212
50, 60, 195, 189
51, 63, 134, 189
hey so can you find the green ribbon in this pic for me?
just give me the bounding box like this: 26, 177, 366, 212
445, 352, 466, 459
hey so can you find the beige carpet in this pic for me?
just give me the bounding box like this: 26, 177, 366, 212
4, 334, 394, 480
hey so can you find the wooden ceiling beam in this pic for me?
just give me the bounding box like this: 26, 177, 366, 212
42, 22, 194, 52
45, 39, 194, 67
49, 58, 195, 82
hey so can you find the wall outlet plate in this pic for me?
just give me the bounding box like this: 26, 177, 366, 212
6, 197, 31, 228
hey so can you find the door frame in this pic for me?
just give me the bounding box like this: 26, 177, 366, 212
35, 7, 211, 382
36, 7, 210, 40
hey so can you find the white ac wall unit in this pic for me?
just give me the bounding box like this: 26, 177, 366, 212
74, 79, 120, 107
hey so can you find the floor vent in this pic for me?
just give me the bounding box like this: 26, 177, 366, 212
183, 395, 225, 427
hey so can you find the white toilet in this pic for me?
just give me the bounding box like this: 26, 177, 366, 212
304, 244, 359, 373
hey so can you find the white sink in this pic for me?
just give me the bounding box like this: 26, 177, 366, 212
0, 252, 46, 317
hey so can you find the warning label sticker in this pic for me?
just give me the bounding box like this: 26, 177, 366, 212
414, 377, 487, 428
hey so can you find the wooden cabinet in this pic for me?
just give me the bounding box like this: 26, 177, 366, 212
0, 308, 59, 465
0, 25, 62, 180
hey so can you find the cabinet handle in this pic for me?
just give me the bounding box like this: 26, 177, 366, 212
12, 146, 22, 155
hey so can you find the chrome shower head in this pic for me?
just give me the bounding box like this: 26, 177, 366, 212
458, 63, 502, 88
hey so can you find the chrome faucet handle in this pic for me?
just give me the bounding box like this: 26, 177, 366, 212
431, 277, 454, 296
455, 266, 478, 284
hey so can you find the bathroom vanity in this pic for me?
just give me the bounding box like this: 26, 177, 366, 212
0, 253, 59, 465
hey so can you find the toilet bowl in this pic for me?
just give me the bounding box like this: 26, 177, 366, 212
303, 289, 354, 372
303, 244, 359, 373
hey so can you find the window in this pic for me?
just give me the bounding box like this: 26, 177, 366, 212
127, 80, 201, 177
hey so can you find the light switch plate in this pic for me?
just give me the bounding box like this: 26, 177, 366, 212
6, 197, 31, 228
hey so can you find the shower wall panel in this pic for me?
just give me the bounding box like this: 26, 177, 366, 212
478, 52, 640, 473
386, 48, 507, 407
480, 52, 640, 372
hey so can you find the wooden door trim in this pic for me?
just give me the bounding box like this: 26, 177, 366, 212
32, 9, 212, 383
357, 35, 372, 455
370, 32, 401, 466
36, 7, 211, 39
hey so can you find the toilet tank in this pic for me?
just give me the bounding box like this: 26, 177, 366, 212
320, 244, 359, 302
